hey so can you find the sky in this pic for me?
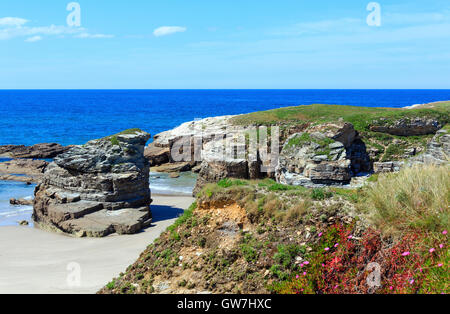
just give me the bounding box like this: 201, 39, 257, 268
1, 0, 450, 89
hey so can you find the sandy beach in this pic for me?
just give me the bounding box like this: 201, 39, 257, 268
0, 194, 194, 294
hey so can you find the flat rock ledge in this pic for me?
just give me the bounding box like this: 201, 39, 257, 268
33, 129, 152, 237
0, 143, 69, 159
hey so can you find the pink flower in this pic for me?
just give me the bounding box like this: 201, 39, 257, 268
318, 232, 323, 237
322, 263, 325, 267
429, 248, 435, 253
439, 244, 444, 249
303, 272, 307, 276
296, 275, 299, 279
402, 251, 410, 256
437, 263, 443, 267
334, 285, 338, 289
443, 230, 448, 235
334, 243, 339, 248
347, 235, 353, 240
303, 261, 309, 265
324, 247, 330, 251
389, 286, 393, 290
409, 279, 414, 285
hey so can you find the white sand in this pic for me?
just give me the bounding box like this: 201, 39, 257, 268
0, 195, 194, 294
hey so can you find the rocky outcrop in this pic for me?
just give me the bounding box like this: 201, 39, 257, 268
373, 129, 449, 173
0, 143, 69, 159
33, 129, 152, 237
409, 129, 449, 166
373, 161, 404, 173
10, 198, 33, 206
0, 159, 48, 182
276, 123, 371, 187
370, 117, 441, 136
144, 145, 170, 166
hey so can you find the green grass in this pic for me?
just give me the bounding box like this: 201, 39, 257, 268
166, 202, 197, 233
109, 136, 120, 146
231, 103, 450, 132
364, 164, 449, 236
217, 178, 248, 188
99, 128, 146, 146
286, 133, 312, 147
116, 128, 143, 135
311, 188, 333, 200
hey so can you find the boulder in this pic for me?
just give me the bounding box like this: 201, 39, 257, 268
33, 129, 152, 237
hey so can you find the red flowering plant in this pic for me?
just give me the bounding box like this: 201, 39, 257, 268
270, 224, 449, 294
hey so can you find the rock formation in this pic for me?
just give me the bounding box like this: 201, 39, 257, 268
409, 129, 449, 165
369, 117, 441, 136
33, 129, 152, 237
10, 198, 33, 206
373, 129, 449, 173
0, 159, 48, 182
0, 143, 69, 159
276, 123, 371, 187
145, 105, 447, 193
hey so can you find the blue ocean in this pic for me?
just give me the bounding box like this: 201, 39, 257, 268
1, 89, 449, 226
1, 89, 450, 146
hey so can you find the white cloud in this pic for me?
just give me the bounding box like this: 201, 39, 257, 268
0, 24, 82, 40
269, 18, 363, 36
0, 16, 113, 41
25, 35, 42, 42
75, 33, 114, 39
0, 17, 28, 27
153, 26, 186, 37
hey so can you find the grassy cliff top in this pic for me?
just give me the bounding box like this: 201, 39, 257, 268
231, 102, 450, 131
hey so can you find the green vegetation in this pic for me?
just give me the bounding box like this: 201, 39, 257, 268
232, 102, 449, 161
286, 132, 312, 147
167, 202, 197, 234
231, 103, 449, 131
100, 128, 145, 146
311, 188, 333, 200
217, 178, 248, 188
109, 136, 120, 146
116, 128, 143, 135
365, 164, 449, 236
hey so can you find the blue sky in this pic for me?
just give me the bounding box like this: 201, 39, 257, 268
1, 0, 450, 89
